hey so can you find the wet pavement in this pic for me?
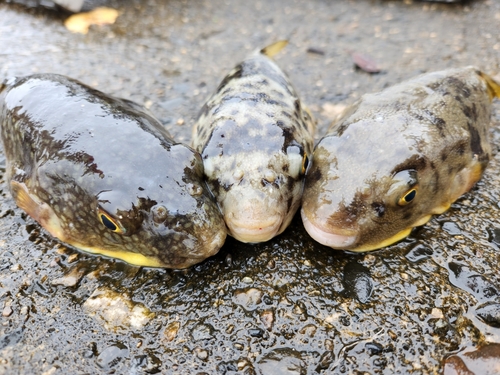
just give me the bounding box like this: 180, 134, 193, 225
1, 0, 500, 374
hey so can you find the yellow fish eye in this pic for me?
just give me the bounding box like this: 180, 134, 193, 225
398, 188, 417, 206
98, 209, 126, 234
301, 153, 310, 175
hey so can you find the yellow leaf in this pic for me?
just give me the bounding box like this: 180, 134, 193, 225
64, 7, 119, 34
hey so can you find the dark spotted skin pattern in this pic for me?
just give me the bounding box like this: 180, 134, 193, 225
302, 67, 498, 251
0, 74, 226, 268
192, 43, 314, 243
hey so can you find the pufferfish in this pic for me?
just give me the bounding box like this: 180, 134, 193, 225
302, 67, 500, 251
0, 73, 227, 268
192, 41, 315, 243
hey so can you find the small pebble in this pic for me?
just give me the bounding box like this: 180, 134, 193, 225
233, 288, 263, 311
476, 303, 500, 328
52, 267, 86, 287
83, 288, 154, 330
225, 254, 233, 267
41, 367, 58, 375
10, 264, 21, 272
388, 330, 397, 340
2, 306, 13, 317
260, 310, 274, 331
164, 321, 181, 342
194, 347, 209, 361
299, 324, 317, 337
248, 328, 264, 338
431, 308, 444, 319
325, 339, 334, 352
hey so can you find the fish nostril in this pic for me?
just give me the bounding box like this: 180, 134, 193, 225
152, 205, 168, 223
371, 202, 386, 218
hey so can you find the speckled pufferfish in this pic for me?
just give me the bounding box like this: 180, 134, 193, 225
192, 41, 315, 243
302, 67, 500, 251
0, 74, 227, 268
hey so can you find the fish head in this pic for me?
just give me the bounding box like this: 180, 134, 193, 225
301, 133, 439, 251
51, 143, 227, 269
204, 144, 309, 243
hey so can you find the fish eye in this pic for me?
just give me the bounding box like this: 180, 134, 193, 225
301, 154, 310, 175
398, 188, 417, 206
98, 208, 126, 234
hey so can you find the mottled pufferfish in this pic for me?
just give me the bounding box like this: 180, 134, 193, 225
302, 67, 500, 251
192, 41, 315, 243
0, 74, 227, 268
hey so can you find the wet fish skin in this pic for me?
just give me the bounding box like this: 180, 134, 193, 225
192, 41, 315, 243
0, 74, 227, 268
302, 67, 499, 251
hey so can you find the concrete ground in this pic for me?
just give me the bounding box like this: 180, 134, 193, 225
1, 0, 500, 373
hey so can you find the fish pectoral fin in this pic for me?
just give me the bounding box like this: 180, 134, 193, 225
432, 161, 483, 215
11, 180, 41, 217
10, 181, 65, 240
260, 40, 288, 58
446, 159, 486, 206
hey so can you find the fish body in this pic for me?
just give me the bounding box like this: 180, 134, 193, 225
0, 74, 227, 268
302, 67, 499, 251
192, 41, 314, 243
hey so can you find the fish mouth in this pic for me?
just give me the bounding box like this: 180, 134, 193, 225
301, 209, 357, 249
226, 214, 283, 243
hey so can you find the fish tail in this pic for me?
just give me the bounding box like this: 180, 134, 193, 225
260, 40, 288, 58
478, 71, 500, 101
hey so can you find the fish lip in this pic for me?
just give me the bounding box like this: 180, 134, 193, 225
301, 209, 358, 249
226, 215, 282, 243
